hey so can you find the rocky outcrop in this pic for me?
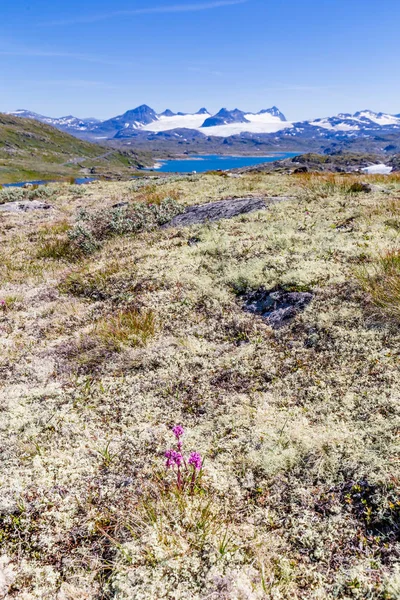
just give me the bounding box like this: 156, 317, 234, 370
164, 196, 290, 228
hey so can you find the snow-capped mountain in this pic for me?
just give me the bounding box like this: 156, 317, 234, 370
6, 106, 400, 145
91, 105, 159, 137
139, 106, 289, 137
259, 106, 287, 121
309, 110, 400, 132
160, 109, 176, 117
7, 105, 289, 138
8, 109, 100, 132
202, 108, 251, 127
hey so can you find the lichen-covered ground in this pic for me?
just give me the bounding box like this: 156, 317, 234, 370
1, 172, 400, 599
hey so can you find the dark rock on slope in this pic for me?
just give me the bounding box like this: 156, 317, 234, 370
202, 108, 250, 128
243, 288, 313, 328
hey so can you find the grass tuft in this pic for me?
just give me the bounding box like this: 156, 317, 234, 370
94, 308, 156, 350
358, 249, 400, 321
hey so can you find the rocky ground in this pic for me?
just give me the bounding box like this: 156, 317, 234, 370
1, 171, 400, 599
238, 153, 400, 174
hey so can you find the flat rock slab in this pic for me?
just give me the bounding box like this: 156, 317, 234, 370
243, 288, 313, 329
164, 196, 290, 228
0, 200, 53, 213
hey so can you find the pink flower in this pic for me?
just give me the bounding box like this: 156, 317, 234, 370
165, 449, 183, 469
188, 452, 202, 471
172, 425, 184, 439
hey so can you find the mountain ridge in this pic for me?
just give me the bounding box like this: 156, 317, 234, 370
8, 105, 288, 138
6, 107, 400, 151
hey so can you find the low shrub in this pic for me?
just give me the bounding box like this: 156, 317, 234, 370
348, 181, 370, 193
0, 187, 25, 204
39, 198, 183, 261
0, 184, 55, 205
74, 197, 182, 242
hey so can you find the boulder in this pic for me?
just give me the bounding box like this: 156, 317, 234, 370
0, 200, 52, 213
164, 196, 291, 228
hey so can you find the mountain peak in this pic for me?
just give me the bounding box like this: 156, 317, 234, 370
201, 108, 250, 128
196, 108, 209, 115
258, 106, 287, 121
160, 109, 176, 117
122, 105, 157, 120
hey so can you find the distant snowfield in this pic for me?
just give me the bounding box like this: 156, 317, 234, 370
310, 111, 400, 132
143, 114, 209, 132
362, 164, 393, 175
143, 112, 293, 136
356, 111, 400, 126
310, 120, 358, 132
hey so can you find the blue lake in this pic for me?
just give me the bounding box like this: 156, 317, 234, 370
2, 177, 96, 188
151, 153, 299, 173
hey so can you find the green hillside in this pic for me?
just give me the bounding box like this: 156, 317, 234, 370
0, 113, 151, 183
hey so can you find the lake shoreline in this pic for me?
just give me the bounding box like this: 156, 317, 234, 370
147, 152, 300, 173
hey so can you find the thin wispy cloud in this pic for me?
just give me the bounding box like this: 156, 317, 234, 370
44, 1, 248, 26
188, 66, 225, 77
29, 79, 119, 90
262, 84, 340, 92
0, 48, 132, 67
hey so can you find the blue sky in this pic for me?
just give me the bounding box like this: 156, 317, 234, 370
1, 0, 399, 121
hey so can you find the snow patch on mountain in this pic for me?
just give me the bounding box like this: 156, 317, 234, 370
198, 117, 292, 137
361, 164, 393, 175
310, 111, 400, 132
143, 109, 291, 136
310, 119, 359, 131
355, 111, 400, 126
143, 113, 211, 132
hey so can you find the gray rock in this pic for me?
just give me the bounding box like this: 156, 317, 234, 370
112, 201, 129, 209
164, 196, 291, 228
361, 182, 390, 194
0, 200, 52, 213
188, 236, 201, 246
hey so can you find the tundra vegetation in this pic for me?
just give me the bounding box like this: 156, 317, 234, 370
1, 171, 400, 599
